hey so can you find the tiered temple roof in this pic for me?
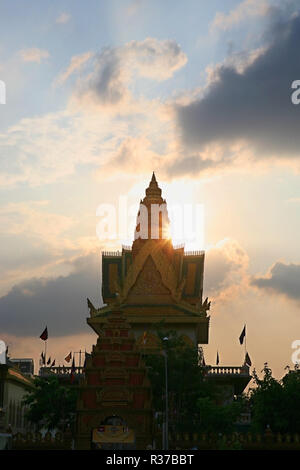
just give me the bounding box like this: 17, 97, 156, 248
88, 173, 210, 347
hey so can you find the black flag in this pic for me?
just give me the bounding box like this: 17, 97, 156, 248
65, 352, 72, 363
40, 352, 45, 365
245, 352, 252, 366
239, 325, 246, 345
40, 327, 48, 341
216, 351, 220, 365
70, 357, 76, 383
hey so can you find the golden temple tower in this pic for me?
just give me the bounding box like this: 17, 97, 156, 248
88, 173, 210, 350
77, 174, 251, 449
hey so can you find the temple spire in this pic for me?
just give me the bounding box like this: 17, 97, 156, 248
145, 172, 162, 199
132, 173, 170, 249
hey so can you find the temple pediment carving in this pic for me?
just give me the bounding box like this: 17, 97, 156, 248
120, 240, 178, 303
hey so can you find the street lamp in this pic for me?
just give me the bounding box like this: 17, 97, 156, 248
162, 337, 168, 450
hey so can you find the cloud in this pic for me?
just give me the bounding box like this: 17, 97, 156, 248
204, 238, 249, 300
97, 136, 161, 176
56, 12, 71, 24
124, 38, 187, 80
0, 38, 187, 187
174, 6, 300, 176
72, 38, 187, 111
210, 0, 269, 32
0, 200, 100, 297
0, 201, 73, 243
0, 252, 101, 337
19, 48, 50, 63
0, 109, 129, 187
54, 52, 93, 86
251, 261, 300, 301
286, 197, 300, 203
166, 153, 227, 178
0, 95, 173, 187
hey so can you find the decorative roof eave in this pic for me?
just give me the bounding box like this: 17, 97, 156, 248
89, 301, 209, 320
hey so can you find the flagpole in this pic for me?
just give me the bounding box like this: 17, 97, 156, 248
44, 339, 47, 367
245, 324, 247, 355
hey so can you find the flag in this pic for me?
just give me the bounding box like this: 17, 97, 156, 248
143, 331, 147, 345
245, 352, 252, 367
83, 352, 89, 368
40, 326, 48, 341
216, 351, 220, 365
65, 352, 72, 363
47, 357, 51, 365
202, 356, 206, 367
70, 357, 75, 383
51, 359, 55, 367
239, 325, 246, 345
40, 352, 45, 365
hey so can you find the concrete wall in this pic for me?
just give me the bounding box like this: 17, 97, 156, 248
2, 379, 32, 434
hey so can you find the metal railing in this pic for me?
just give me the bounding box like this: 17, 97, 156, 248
102, 251, 121, 257
39, 366, 84, 376
206, 365, 249, 376
184, 250, 205, 257
122, 245, 132, 251
173, 243, 185, 250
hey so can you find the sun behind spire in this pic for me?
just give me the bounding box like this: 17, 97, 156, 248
132, 173, 170, 253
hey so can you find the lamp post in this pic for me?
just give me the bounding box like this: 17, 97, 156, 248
162, 337, 168, 450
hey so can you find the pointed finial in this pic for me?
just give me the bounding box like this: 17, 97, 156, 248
144, 171, 162, 199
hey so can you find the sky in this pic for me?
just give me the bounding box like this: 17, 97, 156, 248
0, 0, 300, 379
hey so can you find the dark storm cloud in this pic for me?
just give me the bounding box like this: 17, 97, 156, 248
252, 262, 300, 301
175, 7, 300, 172
167, 155, 224, 178
0, 252, 102, 337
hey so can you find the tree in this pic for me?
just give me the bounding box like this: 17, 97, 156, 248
144, 325, 237, 433
280, 365, 300, 432
196, 397, 243, 434
249, 363, 300, 433
22, 376, 77, 431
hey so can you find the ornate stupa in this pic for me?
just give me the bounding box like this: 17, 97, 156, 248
76, 173, 251, 449
88, 173, 210, 351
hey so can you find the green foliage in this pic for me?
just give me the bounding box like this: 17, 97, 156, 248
144, 324, 237, 433
196, 397, 243, 434
280, 366, 300, 432
249, 363, 300, 433
22, 376, 77, 431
